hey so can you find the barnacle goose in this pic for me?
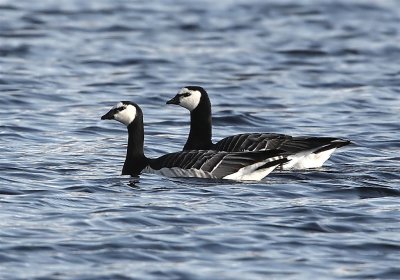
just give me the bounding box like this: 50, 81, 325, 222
101, 101, 289, 180
166, 86, 351, 169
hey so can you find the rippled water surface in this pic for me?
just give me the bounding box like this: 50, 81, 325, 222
1, 0, 400, 279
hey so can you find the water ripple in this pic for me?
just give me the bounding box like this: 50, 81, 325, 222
1, 0, 399, 279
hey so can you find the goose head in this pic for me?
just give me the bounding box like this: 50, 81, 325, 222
101, 101, 138, 126
166, 86, 207, 112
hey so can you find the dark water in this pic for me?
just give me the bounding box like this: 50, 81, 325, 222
1, 0, 399, 279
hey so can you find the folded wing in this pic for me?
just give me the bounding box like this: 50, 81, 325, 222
147, 149, 289, 180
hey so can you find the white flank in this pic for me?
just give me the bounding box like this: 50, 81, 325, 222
284, 148, 337, 169
114, 104, 137, 126
178, 88, 201, 111
223, 156, 283, 181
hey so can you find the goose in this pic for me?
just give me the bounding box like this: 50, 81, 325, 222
100, 101, 289, 181
166, 86, 351, 169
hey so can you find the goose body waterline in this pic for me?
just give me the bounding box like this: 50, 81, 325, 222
166, 86, 351, 169
101, 101, 289, 181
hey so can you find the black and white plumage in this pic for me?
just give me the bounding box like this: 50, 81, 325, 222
166, 86, 351, 169
101, 101, 289, 181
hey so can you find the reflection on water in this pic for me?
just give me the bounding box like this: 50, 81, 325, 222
1, 0, 399, 279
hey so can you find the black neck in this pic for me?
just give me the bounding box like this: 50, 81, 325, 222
122, 118, 148, 176
184, 96, 213, 150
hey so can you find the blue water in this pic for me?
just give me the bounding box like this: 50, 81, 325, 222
1, 0, 400, 279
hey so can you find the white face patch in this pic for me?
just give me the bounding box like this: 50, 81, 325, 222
113, 103, 137, 126
178, 88, 201, 111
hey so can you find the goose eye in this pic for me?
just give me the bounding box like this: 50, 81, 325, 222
114, 106, 125, 113
182, 92, 191, 97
